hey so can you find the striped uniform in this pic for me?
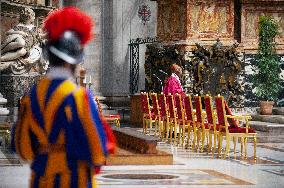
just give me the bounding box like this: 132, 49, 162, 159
12, 78, 112, 188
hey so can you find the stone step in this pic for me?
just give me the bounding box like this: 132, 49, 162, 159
272, 107, 284, 115
106, 147, 173, 165
251, 115, 284, 124
250, 121, 284, 143
250, 121, 284, 132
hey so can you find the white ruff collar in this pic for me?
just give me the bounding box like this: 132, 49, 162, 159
46, 67, 74, 81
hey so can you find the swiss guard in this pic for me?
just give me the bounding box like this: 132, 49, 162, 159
11, 7, 116, 188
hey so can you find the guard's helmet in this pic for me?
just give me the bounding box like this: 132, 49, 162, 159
43, 7, 93, 64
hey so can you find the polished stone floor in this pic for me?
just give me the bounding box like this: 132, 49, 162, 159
0, 129, 284, 188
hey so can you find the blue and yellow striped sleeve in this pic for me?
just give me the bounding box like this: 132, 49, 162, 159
71, 88, 108, 166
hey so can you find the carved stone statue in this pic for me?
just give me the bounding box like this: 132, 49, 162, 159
0, 7, 48, 75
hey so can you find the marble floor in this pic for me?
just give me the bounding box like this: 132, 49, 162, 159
0, 129, 284, 188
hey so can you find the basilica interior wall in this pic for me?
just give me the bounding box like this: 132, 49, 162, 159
101, 0, 157, 97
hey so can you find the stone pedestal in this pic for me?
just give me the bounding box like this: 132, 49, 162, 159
0, 73, 42, 122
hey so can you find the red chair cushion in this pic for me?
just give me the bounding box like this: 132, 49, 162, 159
105, 114, 120, 118
220, 127, 256, 133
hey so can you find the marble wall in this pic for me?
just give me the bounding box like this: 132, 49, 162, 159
65, 0, 157, 96
64, 0, 103, 95
101, 0, 157, 96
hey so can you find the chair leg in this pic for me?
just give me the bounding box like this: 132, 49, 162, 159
240, 137, 243, 158
169, 123, 173, 143
254, 136, 257, 161
161, 121, 165, 139
218, 134, 223, 158
174, 123, 178, 146
197, 129, 201, 152
154, 120, 157, 136
182, 124, 185, 147
244, 137, 248, 159
212, 131, 217, 157
224, 135, 230, 159
201, 129, 205, 152
178, 125, 182, 146
187, 125, 191, 148
233, 137, 237, 159
209, 132, 212, 154
158, 120, 162, 138
145, 119, 148, 134
165, 122, 169, 141
193, 126, 197, 150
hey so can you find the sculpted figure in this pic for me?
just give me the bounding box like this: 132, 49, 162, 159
0, 7, 46, 74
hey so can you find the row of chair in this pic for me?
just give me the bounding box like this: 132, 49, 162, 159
95, 97, 121, 128
140, 92, 257, 160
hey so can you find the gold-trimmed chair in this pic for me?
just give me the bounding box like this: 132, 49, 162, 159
204, 95, 218, 155
183, 94, 196, 149
174, 93, 186, 146
166, 94, 179, 145
158, 93, 169, 141
95, 96, 121, 128
215, 95, 257, 160
140, 92, 156, 134
150, 92, 162, 137
193, 95, 208, 152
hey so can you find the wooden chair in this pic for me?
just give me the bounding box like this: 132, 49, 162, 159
175, 93, 187, 146
150, 92, 162, 137
215, 95, 257, 160
95, 96, 120, 128
183, 95, 196, 149
140, 92, 155, 134
204, 95, 218, 155
158, 93, 169, 141
193, 95, 208, 152
166, 94, 179, 145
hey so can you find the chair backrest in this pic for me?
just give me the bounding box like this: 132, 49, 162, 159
95, 96, 103, 114
184, 95, 194, 121
166, 94, 176, 119
204, 95, 214, 124
215, 95, 226, 127
151, 92, 160, 118
215, 95, 239, 129
175, 93, 184, 120
140, 92, 151, 115
224, 100, 238, 128
158, 93, 167, 118
193, 95, 202, 123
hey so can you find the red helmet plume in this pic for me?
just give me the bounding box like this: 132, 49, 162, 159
43, 7, 93, 46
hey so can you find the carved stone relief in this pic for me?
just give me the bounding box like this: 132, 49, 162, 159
0, 7, 48, 75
